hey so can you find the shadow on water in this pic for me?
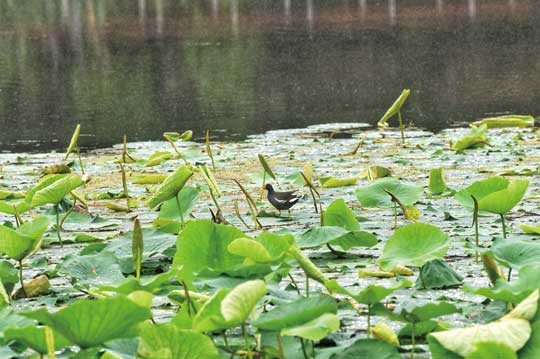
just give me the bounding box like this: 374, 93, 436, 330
0, 0, 539, 151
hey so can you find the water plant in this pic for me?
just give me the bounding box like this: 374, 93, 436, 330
64, 124, 85, 174
377, 89, 411, 145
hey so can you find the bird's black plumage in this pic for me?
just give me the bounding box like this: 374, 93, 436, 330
265, 184, 301, 211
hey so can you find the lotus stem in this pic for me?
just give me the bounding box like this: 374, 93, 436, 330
259, 171, 266, 202
13, 206, 24, 226
119, 162, 130, 210
500, 214, 507, 239
233, 201, 250, 228
398, 110, 405, 146
206, 129, 216, 171
242, 324, 252, 359
393, 202, 397, 230
367, 304, 372, 338
59, 197, 77, 229
471, 195, 480, 263
222, 331, 231, 352
18, 260, 26, 298
348, 132, 367, 155
305, 276, 310, 298
301, 171, 320, 214
300, 338, 309, 359
410, 323, 416, 359
75, 145, 85, 174
175, 194, 185, 228
277, 335, 285, 359
181, 280, 197, 317
419, 265, 426, 289
288, 273, 301, 295
54, 204, 63, 248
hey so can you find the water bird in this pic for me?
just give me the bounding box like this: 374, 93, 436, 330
264, 184, 301, 215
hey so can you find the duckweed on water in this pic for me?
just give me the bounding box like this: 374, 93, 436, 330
1, 117, 540, 358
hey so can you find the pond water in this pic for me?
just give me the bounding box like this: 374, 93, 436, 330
1, 0, 539, 152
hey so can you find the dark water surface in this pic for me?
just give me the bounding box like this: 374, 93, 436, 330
1, 0, 539, 152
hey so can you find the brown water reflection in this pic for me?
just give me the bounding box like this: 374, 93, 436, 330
0, 0, 539, 151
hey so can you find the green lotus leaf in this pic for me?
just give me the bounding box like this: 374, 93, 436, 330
138, 323, 219, 359
258, 153, 276, 179
173, 220, 269, 283
100, 228, 176, 273
520, 224, 540, 235
253, 295, 337, 331
377, 89, 411, 128
152, 186, 200, 233
329, 338, 402, 359
147, 166, 193, 208
65, 123, 81, 160
323, 198, 360, 231
59, 251, 125, 287
23, 295, 152, 349
131, 174, 167, 185
429, 168, 447, 195
281, 313, 340, 340
4, 325, 71, 354
471, 115, 534, 129
0, 260, 19, 294
227, 233, 293, 264
378, 223, 450, 271
297, 226, 377, 250
145, 151, 174, 167
355, 177, 423, 208
466, 342, 517, 359
378, 300, 460, 324
31, 174, 84, 207
221, 279, 266, 326
319, 176, 358, 188
415, 259, 463, 290
491, 238, 540, 270
451, 125, 489, 151
0, 216, 49, 261
465, 264, 540, 303
0, 174, 68, 214
326, 279, 412, 305
428, 290, 539, 358
455, 177, 528, 214
193, 280, 266, 332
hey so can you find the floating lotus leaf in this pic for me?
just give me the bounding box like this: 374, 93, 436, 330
378, 223, 450, 271
471, 115, 534, 129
